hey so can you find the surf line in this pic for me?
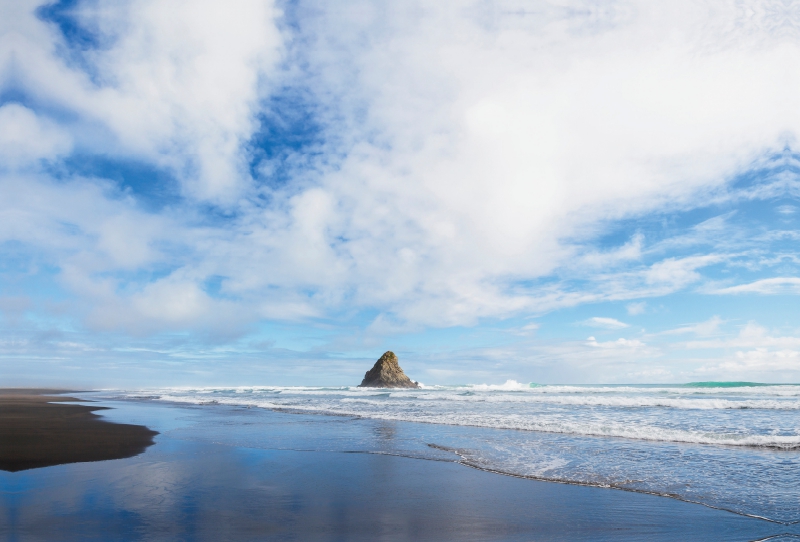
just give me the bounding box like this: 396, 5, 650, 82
426, 443, 796, 527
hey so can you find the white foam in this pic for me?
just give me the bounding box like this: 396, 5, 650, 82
467, 380, 533, 391
98, 384, 800, 523
112, 384, 800, 450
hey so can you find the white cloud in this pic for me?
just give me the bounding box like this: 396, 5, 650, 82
710, 277, 800, 295
5, 0, 282, 203
660, 316, 723, 336
643, 256, 722, 290
694, 349, 800, 382
573, 233, 644, 270
684, 322, 800, 350
2, 0, 800, 352
582, 317, 630, 329
718, 348, 800, 372
0, 104, 72, 166
511, 322, 540, 336
265, 0, 790, 325
626, 302, 647, 315
586, 337, 645, 349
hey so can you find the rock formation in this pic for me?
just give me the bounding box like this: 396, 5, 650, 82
358, 351, 419, 388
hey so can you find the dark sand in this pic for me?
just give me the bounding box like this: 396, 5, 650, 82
0, 389, 158, 472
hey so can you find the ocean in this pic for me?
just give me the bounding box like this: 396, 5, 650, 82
110, 382, 800, 525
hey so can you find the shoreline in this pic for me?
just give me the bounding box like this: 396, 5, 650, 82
2, 392, 792, 540
118, 393, 800, 525
0, 389, 158, 472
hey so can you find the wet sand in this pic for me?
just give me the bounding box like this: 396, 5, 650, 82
0, 389, 158, 472
1, 397, 795, 541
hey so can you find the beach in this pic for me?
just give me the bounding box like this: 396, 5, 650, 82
0, 389, 157, 472
1, 391, 797, 541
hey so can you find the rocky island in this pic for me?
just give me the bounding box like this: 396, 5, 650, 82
358, 351, 419, 388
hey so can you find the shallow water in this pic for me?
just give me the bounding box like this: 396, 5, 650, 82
2, 399, 797, 541
107, 383, 800, 523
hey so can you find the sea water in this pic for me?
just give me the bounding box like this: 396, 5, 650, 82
108, 382, 800, 524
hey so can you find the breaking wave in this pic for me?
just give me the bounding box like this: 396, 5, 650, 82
114, 383, 800, 450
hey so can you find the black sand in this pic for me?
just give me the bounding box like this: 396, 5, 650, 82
0, 390, 157, 471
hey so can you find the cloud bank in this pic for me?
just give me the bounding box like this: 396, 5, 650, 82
1, 0, 800, 384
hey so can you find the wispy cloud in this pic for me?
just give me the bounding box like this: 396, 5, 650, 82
659, 316, 723, 336
582, 317, 630, 329
626, 302, 647, 315
710, 277, 800, 295
586, 337, 645, 349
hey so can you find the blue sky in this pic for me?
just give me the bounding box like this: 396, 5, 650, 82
2, 0, 800, 386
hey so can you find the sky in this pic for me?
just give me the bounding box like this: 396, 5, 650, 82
1, 0, 800, 387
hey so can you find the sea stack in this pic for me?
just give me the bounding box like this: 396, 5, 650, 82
359, 351, 419, 388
